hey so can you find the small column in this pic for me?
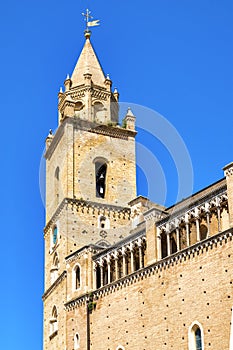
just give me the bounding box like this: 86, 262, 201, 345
196, 217, 200, 242
138, 242, 143, 269
130, 247, 134, 273
217, 206, 221, 232
107, 258, 111, 284
115, 254, 119, 280
157, 228, 162, 260
122, 253, 126, 276
166, 225, 171, 256
185, 213, 190, 246
206, 211, 210, 237
186, 223, 190, 246
100, 264, 104, 287
176, 227, 180, 251
93, 264, 97, 290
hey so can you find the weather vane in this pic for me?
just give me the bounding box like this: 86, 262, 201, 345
82, 9, 100, 32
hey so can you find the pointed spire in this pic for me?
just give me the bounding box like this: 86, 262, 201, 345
71, 34, 106, 88
126, 107, 135, 117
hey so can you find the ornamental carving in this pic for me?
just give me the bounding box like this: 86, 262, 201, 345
99, 230, 108, 239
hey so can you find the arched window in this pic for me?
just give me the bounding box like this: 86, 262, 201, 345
188, 322, 204, 350
55, 167, 60, 207
74, 101, 84, 117
50, 253, 59, 284
100, 216, 106, 228
73, 264, 81, 290
93, 101, 105, 123
95, 162, 107, 198
200, 224, 208, 240
49, 306, 58, 337
74, 333, 80, 349
116, 346, 125, 350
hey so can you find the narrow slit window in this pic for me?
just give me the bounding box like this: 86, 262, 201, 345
76, 267, 80, 289
96, 162, 107, 198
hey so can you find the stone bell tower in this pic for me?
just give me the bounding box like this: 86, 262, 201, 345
43, 27, 137, 350
58, 30, 119, 125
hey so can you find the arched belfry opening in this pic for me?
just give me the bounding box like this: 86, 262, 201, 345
93, 101, 105, 123
95, 161, 107, 198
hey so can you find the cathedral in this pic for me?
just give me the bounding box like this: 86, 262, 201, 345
42, 21, 233, 350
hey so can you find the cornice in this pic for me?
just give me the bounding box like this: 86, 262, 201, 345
157, 181, 227, 226
44, 123, 65, 160
42, 271, 67, 301
44, 118, 137, 160
65, 227, 233, 310
44, 198, 131, 234
66, 244, 103, 263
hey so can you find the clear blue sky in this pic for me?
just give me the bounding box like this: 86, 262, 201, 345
0, 1, 232, 349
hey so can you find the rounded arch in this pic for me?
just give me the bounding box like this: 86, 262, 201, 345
95, 239, 111, 248
50, 305, 58, 336
95, 160, 107, 199
72, 263, 81, 291
74, 101, 84, 111
188, 321, 204, 350
200, 224, 208, 240
116, 346, 125, 350
50, 252, 59, 284
93, 156, 109, 164
93, 101, 105, 123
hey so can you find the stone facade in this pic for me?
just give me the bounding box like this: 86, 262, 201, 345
42, 30, 233, 350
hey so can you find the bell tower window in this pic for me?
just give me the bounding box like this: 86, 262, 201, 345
96, 162, 107, 198
93, 101, 105, 123
74, 101, 84, 117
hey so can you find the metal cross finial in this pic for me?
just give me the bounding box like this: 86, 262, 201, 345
82, 9, 93, 30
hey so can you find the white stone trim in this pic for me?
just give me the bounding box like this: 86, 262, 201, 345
188, 320, 204, 350
74, 332, 80, 349
72, 263, 81, 292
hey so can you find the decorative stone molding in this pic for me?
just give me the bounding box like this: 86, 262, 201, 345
93, 228, 146, 260
224, 164, 233, 178
162, 180, 226, 221
93, 234, 146, 265
44, 197, 131, 235
157, 190, 228, 231
42, 271, 67, 301
65, 227, 233, 310
144, 207, 168, 222
65, 245, 102, 263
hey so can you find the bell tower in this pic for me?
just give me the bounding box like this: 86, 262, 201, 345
58, 30, 119, 125
43, 25, 137, 350
45, 29, 137, 221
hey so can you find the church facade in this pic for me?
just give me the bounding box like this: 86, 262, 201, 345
42, 28, 233, 350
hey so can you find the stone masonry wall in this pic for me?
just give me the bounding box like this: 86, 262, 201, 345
66, 232, 233, 349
